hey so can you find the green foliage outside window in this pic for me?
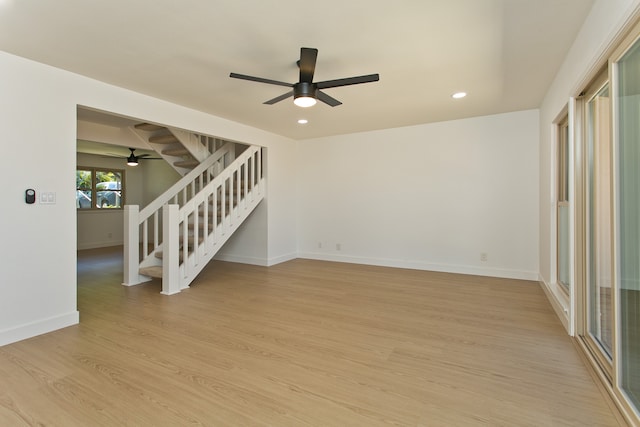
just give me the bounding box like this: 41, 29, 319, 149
76, 168, 123, 209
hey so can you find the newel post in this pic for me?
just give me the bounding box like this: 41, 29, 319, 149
122, 205, 140, 286
161, 204, 181, 295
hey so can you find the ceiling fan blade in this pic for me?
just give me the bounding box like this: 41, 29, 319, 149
229, 72, 293, 88
316, 73, 380, 89
317, 91, 342, 107
299, 47, 318, 83
264, 91, 294, 105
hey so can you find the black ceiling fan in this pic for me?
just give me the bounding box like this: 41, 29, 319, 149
230, 47, 379, 107
104, 148, 161, 166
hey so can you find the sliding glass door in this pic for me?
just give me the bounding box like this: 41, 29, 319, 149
615, 33, 640, 411
574, 21, 640, 423
585, 81, 614, 362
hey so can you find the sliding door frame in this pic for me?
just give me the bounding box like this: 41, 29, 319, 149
576, 68, 614, 383
609, 19, 640, 421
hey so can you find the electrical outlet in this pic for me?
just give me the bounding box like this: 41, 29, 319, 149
317, 241, 322, 249
480, 252, 488, 262
336, 243, 342, 251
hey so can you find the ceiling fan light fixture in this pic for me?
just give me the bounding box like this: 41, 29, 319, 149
127, 154, 139, 166
294, 96, 317, 108
293, 81, 317, 107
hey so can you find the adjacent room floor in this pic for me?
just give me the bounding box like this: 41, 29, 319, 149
0, 246, 622, 426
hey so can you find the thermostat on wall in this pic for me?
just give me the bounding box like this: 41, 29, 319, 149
25, 189, 35, 204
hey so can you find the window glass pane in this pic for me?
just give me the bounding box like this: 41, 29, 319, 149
559, 122, 569, 202
95, 171, 122, 209
617, 37, 640, 409
558, 204, 570, 288
76, 169, 92, 209
557, 117, 570, 292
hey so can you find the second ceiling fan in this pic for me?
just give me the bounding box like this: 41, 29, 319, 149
230, 47, 379, 107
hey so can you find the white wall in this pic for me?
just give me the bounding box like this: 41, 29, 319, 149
297, 110, 539, 280
538, 0, 640, 330
0, 50, 297, 346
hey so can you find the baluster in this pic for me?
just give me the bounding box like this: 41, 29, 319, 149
142, 217, 148, 256
213, 185, 218, 238
153, 210, 159, 250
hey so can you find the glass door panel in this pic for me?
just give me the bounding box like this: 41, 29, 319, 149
586, 83, 613, 359
616, 37, 640, 409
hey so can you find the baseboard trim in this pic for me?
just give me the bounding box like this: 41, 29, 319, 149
214, 253, 269, 266
77, 240, 124, 250
0, 311, 79, 347
214, 252, 297, 267
212, 251, 538, 281
538, 277, 570, 334
297, 252, 538, 281
267, 252, 297, 266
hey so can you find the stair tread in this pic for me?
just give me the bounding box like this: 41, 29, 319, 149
139, 266, 162, 278
150, 134, 179, 144
174, 160, 199, 168
162, 147, 190, 156
135, 123, 165, 132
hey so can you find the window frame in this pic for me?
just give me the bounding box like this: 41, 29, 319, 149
76, 166, 125, 210
557, 113, 571, 294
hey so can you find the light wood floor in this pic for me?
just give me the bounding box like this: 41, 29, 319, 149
0, 247, 622, 426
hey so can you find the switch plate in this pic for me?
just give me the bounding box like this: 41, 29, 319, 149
40, 192, 56, 204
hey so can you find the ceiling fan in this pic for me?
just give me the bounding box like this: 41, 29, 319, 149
230, 47, 379, 107
104, 148, 161, 166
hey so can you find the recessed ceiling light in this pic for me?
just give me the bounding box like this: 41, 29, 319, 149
452, 92, 467, 99
298, 119, 308, 124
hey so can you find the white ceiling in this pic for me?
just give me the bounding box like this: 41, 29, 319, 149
0, 0, 594, 140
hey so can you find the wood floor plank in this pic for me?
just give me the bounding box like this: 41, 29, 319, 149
0, 246, 622, 426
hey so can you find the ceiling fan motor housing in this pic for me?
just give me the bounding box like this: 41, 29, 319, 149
294, 82, 317, 100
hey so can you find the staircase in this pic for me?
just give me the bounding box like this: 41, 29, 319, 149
123, 130, 265, 295
132, 123, 228, 176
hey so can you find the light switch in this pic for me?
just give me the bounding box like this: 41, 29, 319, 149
40, 192, 56, 204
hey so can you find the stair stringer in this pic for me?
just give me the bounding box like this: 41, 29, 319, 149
174, 179, 264, 292
169, 128, 211, 163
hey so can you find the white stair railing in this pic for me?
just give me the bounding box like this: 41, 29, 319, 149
124, 141, 233, 284
123, 144, 264, 294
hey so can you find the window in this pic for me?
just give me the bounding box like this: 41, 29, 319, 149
76, 167, 124, 209
557, 115, 570, 293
